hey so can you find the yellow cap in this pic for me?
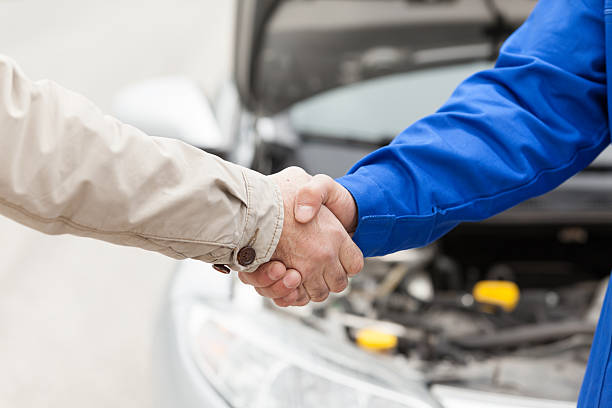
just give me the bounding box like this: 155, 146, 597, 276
473, 280, 520, 312
356, 328, 398, 352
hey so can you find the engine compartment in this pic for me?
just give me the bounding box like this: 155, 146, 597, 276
292, 223, 611, 401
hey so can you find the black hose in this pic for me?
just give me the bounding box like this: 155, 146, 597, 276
449, 320, 596, 350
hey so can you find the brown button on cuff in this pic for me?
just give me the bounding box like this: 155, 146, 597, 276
237, 246, 256, 266
213, 264, 231, 274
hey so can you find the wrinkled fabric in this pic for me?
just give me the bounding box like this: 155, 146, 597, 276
337, 0, 611, 405
338, 0, 609, 257
0, 55, 283, 272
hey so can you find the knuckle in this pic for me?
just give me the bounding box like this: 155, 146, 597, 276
351, 257, 365, 276
252, 274, 267, 286
283, 270, 302, 288
336, 229, 351, 244
332, 227, 344, 240
258, 286, 281, 299
314, 173, 330, 182
272, 286, 292, 299
274, 299, 289, 308
357, 254, 365, 269
310, 289, 329, 302
253, 269, 271, 285
280, 291, 298, 305
300, 185, 318, 199
295, 286, 308, 300
331, 275, 348, 293
295, 298, 309, 307
288, 166, 306, 177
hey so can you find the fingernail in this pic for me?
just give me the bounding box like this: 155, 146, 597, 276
283, 270, 301, 289
267, 264, 285, 281
296, 205, 314, 221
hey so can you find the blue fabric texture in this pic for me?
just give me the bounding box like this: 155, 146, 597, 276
336, 0, 612, 405
337, 0, 609, 257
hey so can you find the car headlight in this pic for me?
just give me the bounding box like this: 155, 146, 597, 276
186, 302, 441, 408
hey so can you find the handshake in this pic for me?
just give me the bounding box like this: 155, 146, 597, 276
238, 167, 364, 307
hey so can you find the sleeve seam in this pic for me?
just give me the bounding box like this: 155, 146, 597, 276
256, 179, 283, 263
234, 168, 253, 249
578, 0, 599, 13
0, 195, 236, 250
436, 125, 609, 215
231, 170, 284, 268
360, 167, 393, 216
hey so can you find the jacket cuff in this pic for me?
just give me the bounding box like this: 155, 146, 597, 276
228, 168, 284, 272
336, 170, 393, 257
337, 169, 435, 257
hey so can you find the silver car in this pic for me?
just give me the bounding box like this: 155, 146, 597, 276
114, 1, 610, 406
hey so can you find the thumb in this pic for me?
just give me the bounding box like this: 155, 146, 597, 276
294, 174, 357, 231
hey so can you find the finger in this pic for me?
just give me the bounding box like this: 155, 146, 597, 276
295, 175, 358, 231
291, 285, 311, 306
273, 289, 299, 307
255, 269, 302, 299
238, 261, 287, 288
275, 285, 310, 307
323, 260, 349, 293
304, 272, 330, 303
274, 297, 295, 307
338, 235, 364, 278
294, 174, 336, 224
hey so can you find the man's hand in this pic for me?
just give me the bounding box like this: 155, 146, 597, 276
294, 174, 358, 231
239, 170, 362, 307
238, 167, 363, 306
238, 261, 309, 306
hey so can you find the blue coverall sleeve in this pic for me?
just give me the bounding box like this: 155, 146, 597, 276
337, 0, 610, 257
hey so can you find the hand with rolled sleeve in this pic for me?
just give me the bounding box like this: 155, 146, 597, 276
0, 54, 362, 299
241, 169, 363, 306
244, 174, 360, 307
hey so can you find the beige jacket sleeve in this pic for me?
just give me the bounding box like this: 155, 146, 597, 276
0, 55, 283, 272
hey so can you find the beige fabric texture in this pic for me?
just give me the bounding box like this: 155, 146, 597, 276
0, 55, 283, 272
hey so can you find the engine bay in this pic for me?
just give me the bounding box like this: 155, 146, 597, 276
287, 223, 611, 401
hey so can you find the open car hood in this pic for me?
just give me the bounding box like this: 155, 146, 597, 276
234, 0, 536, 115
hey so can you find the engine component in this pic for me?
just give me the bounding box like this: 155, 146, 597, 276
472, 280, 520, 312
356, 328, 399, 353
448, 320, 596, 350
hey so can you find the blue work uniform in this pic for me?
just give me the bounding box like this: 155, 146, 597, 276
336, 0, 612, 405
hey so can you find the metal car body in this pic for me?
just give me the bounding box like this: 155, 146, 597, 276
112, 1, 612, 407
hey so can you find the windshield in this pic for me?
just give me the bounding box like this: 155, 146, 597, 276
290, 61, 493, 143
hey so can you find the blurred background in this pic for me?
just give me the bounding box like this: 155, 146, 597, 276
0, 1, 235, 406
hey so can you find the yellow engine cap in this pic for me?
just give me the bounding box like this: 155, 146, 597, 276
356, 328, 398, 352
473, 280, 520, 312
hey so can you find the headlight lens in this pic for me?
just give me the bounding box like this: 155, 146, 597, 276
187, 302, 439, 408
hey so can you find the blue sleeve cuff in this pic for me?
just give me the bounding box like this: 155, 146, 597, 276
337, 170, 435, 257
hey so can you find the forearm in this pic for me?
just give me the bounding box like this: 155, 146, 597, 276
338, 0, 609, 256
0, 55, 283, 271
